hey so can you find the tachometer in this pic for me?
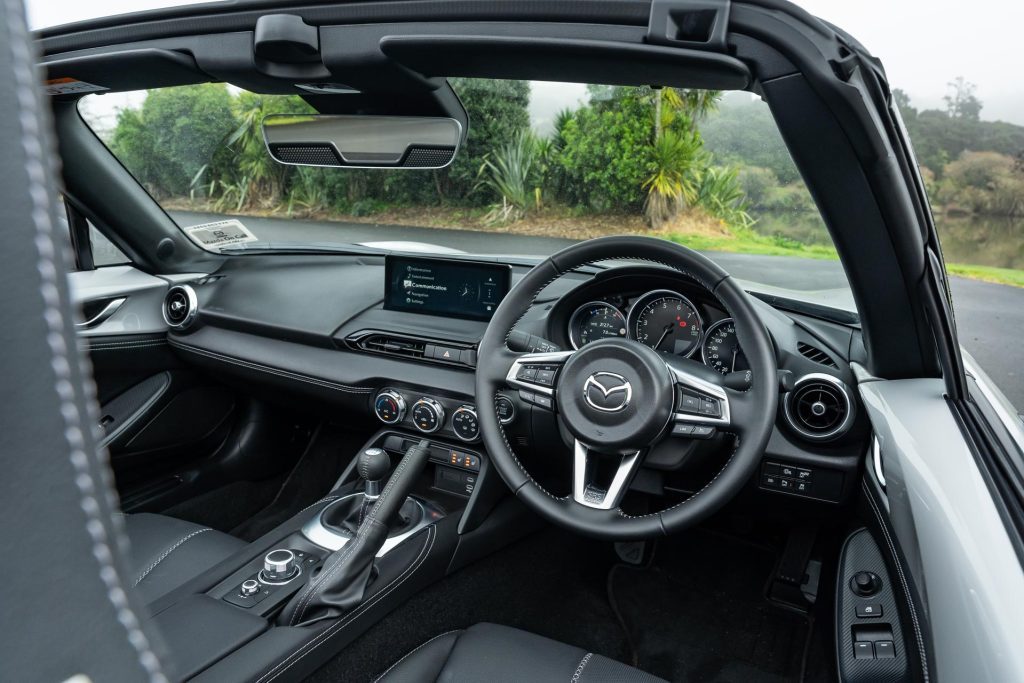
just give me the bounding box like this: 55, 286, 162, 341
628, 290, 703, 357
701, 318, 749, 374
568, 301, 627, 349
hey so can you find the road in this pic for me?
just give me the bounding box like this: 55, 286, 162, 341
173, 211, 1023, 410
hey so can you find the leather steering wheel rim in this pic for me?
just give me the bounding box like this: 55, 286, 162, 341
476, 236, 778, 540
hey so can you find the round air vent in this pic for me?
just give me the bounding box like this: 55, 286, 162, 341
783, 373, 854, 442
162, 284, 198, 330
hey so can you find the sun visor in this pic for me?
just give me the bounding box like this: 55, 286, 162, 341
42, 48, 211, 95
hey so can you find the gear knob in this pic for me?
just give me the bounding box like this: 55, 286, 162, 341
358, 447, 390, 499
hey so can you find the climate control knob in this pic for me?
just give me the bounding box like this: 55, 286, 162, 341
374, 390, 406, 424
451, 405, 480, 442
411, 397, 445, 433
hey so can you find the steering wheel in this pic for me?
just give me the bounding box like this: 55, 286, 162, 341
476, 236, 778, 539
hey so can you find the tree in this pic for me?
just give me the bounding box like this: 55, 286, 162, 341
944, 77, 983, 122
892, 88, 917, 120
111, 84, 237, 198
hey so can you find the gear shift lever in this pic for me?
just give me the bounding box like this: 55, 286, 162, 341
356, 448, 390, 526
358, 448, 390, 500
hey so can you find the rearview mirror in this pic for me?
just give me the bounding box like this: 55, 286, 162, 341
262, 114, 462, 169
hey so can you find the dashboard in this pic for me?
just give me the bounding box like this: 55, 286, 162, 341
162, 252, 869, 507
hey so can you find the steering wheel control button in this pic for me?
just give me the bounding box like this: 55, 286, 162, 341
451, 406, 481, 442
851, 571, 882, 596
856, 603, 883, 618
517, 366, 538, 382
259, 549, 300, 584
519, 390, 553, 410
411, 397, 445, 433
672, 423, 694, 437
853, 642, 875, 660
374, 390, 406, 424
495, 395, 516, 424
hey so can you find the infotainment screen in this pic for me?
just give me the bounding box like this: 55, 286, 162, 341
384, 256, 512, 321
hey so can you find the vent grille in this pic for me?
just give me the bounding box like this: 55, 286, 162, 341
162, 284, 197, 330
783, 375, 854, 442
797, 342, 838, 368
357, 334, 428, 360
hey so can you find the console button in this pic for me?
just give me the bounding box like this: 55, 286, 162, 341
495, 395, 516, 424
874, 641, 895, 659
762, 473, 780, 488
433, 345, 461, 361
856, 603, 883, 618
853, 642, 875, 659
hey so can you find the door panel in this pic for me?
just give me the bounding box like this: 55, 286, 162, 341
858, 374, 1024, 683
72, 265, 239, 499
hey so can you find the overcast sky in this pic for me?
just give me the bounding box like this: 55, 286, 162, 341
29, 0, 1024, 125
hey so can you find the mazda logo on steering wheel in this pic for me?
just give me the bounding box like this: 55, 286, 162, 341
583, 372, 633, 412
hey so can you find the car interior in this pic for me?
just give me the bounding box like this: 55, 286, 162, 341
4, 1, 1024, 682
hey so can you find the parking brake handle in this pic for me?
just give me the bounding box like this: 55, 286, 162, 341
279, 439, 432, 626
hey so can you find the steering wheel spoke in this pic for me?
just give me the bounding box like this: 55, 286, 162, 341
503, 349, 574, 411
572, 440, 643, 510
668, 362, 739, 439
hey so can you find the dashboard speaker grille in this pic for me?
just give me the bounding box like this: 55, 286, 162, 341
783, 376, 854, 442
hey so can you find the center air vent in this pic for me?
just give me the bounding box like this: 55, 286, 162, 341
783, 374, 854, 442
347, 331, 475, 367
797, 341, 838, 368
162, 284, 197, 330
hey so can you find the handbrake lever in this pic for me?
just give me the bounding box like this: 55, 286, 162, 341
280, 439, 432, 626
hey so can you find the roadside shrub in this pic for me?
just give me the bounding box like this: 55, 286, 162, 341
477, 131, 538, 224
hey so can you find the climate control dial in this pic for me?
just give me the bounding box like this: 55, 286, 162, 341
411, 397, 445, 433
374, 390, 407, 424
451, 405, 480, 442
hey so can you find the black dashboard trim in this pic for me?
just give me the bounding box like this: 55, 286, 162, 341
169, 339, 374, 394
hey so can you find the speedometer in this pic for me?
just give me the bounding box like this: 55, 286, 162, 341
701, 318, 749, 374
568, 301, 627, 349
627, 290, 703, 357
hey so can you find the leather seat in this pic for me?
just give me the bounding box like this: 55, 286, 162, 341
124, 513, 246, 603
375, 623, 668, 683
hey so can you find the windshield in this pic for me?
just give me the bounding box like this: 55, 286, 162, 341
81, 80, 858, 301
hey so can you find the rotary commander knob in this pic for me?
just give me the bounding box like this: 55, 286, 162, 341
260, 549, 299, 584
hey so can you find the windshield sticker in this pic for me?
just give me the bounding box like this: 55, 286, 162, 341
43, 77, 109, 96
185, 219, 258, 249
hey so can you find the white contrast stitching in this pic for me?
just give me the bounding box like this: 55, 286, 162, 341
372, 629, 462, 682
5, 3, 166, 679
168, 340, 373, 393
257, 525, 436, 683
133, 527, 211, 586
571, 652, 593, 682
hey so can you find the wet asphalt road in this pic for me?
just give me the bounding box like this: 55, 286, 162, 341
173, 211, 1023, 410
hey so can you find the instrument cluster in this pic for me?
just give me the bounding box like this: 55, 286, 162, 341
560, 277, 748, 375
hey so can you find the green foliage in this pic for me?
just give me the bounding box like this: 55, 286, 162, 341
694, 166, 753, 228
935, 151, 1024, 216
556, 87, 656, 210
477, 131, 538, 223
111, 83, 236, 198
643, 129, 705, 226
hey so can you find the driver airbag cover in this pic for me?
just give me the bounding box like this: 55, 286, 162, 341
556, 338, 673, 453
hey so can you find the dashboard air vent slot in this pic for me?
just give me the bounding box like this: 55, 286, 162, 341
797, 341, 838, 368
346, 331, 476, 367
162, 284, 197, 330
358, 334, 427, 360
783, 374, 854, 442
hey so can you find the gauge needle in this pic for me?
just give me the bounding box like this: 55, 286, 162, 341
730, 347, 738, 373
654, 323, 674, 350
